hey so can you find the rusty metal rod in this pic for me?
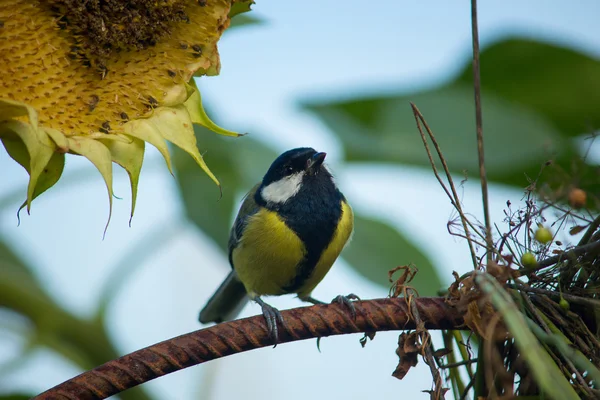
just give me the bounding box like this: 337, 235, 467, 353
35, 297, 462, 400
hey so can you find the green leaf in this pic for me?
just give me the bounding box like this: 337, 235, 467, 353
67, 136, 113, 235
304, 38, 600, 200
343, 215, 442, 294
185, 80, 244, 138
0, 121, 65, 214
0, 98, 38, 129
0, 240, 152, 400
98, 136, 144, 223
457, 38, 600, 138
229, 14, 262, 29
173, 126, 276, 251
228, 0, 254, 19
305, 84, 571, 188
0, 394, 36, 400
0, 240, 36, 282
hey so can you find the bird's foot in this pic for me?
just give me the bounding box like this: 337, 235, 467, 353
300, 293, 361, 319
331, 293, 361, 319
299, 295, 326, 305
254, 297, 285, 345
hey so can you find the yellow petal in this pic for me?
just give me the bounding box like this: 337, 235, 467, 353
98, 136, 144, 224
17, 151, 65, 217
0, 120, 62, 212
162, 84, 190, 108
185, 80, 244, 137
67, 137, 113, 235
0, 99, 38, 129
153, 105, 220, 186
45, 128, 69, 154
122, 116, 173, 175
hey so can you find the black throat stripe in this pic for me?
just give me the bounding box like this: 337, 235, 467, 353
277, 176, 343, 293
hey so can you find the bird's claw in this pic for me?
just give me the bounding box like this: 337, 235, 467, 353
255, 297, 285, 346
299, 295, 325, 305
331, 293, 361, 319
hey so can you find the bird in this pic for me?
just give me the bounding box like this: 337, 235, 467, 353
199, 147, 355, 342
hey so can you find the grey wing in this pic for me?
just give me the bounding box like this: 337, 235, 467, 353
228, 184, 261, 267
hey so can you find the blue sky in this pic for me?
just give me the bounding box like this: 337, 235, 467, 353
1, 1, 599, 399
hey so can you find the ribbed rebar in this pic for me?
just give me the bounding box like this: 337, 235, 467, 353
35, 297, 462, 400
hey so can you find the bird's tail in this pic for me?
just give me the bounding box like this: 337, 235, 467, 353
199, 270, 248, 324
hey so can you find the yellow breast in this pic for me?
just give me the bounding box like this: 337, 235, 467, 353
232, 208, 306, 296
232, 201, 354, 297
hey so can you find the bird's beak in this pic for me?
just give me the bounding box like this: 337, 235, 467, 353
306, 152, 326, 173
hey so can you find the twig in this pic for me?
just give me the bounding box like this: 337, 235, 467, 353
536, 313, 596, 398
518, 291, 591, 395
526, 317, 600, 395
510, 284, 600, 310
453, 331, 475, 379
446, 228, 489, 249
579, 214, 600, 245
441, 359, 478, 369
442, 331, 466, 398
537, 239, 600, 269
470, 0, 493, 266
411, 104, 479, 270
460, 375, 476, 400
475, 272, 580, 400
460, 239, 600, 281
406, 289, 446, 399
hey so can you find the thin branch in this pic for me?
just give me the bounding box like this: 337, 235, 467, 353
411, 104, 479, 270
536, 239, 600, 269
34, 297, 463, 400
510, 284, 600, 310
440, 359, 478, 369
579, 214, 600, 245
459, 238, 600, 281
407, 289, 446, 399
470, 0, 493, 266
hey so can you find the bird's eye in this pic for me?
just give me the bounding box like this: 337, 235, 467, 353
285, 165, 294, 174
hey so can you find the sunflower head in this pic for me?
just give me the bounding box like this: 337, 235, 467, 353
0, 0, 252, 232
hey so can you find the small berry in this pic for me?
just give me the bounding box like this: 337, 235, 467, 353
559, 298, 570, 310
535, 226, 552, 244
521, 252, 537, 268
568, 188, 586, 209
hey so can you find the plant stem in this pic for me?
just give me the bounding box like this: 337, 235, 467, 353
470, 0, 493, 266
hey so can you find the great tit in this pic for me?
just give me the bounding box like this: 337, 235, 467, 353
199, 147, 354, 340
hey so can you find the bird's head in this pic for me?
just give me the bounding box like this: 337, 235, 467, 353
257, 147, 332, 206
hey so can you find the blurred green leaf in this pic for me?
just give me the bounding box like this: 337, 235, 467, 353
229, 14, 263, 29
173, 126, 276, 251
304, 38, 600, 200
457, 38, 600, 138
0, 239, 151, 400
0, 239, 54, 307
306, 84, 574, 188
0, 394, 35, 400
0, 240, 35, 280
343, 215, 442, 295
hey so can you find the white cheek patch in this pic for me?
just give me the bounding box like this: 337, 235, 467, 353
261, 172, 304, 204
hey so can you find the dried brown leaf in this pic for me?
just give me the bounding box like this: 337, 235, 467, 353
569, 225, 586, 235
393, 332, 420, 380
